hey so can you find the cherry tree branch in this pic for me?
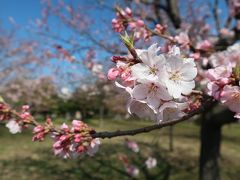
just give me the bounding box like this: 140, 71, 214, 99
211, 0, 221, 33
91, 98, 213, 139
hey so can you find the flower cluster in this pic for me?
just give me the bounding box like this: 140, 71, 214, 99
109, 44, 198, 123
229, 0, 240, 18
206, 44, 240, 119
112, 7, 132, 32
118, 154, 140, 177
84, 49, 105, 80
1, 104, 33, 134
119, 139, 157, 177
174, 32, 190, 49
112, 7, 152, 41
128, 19, 151, 41
32, 117, 53, 141
52, 120, 100, 158
0, 103, 100, 159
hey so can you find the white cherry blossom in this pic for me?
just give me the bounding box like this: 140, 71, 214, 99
157, 102, 187, 122
112, 44, 197, 123
145, 157, 157, 169
87, 138, 101, 156
161, 54, 197, 98
131, 43, 166, 83
127, 100, 157, 121
6, 120, 22, 134
132, 82, 172, 112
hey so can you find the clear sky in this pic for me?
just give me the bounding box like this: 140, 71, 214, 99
0, 0, 42, 29
0, 0, 230, 88
0, 0, 117, 88
0, 0, 229, 36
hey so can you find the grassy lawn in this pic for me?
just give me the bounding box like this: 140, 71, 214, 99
0, 118, 239, 180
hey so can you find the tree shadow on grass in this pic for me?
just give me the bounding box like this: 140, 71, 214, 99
0, 143, 174, 180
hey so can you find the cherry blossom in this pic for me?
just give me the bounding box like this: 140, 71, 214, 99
196, 40, 212, 51
125, 139, 139, 153
154, 24, 166, 34
107, 68, 120, 80
209, 43, 240, 67
112, 43, 198, 122
5, 119, 22, 134
206, 82, 221, 100
205, 43, 240, 117
126, 165, 139, 177
206, 65, 232, 81
131, 43, 166, 83
127, 100, 157, 121
220, 85, 240, 118
145, 157, 157, 169
161, 51, 197, 99
158, 102, 187, 122
132, 82, 172, 112
51, 120, 100, 159
128, 19, 150, 40
174, 32, 190, 48
87, 138, 101, 156
32, 125, 47, 141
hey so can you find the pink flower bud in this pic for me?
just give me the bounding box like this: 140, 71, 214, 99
59, 135, 69, 142
112, 18, 117, 24
74, 134, 82, 143
20, 112, 30, 119
60, 123, 69, 132
22, 105, 30, 111
136, 20, 144, 26
33, 125, 44, 133
196, 40, 212, 51
125, 7, 132, 16
77, 145, 86, 153
120, 9, 126, 16
53, 141, 61, 149
108, 68, 120, 80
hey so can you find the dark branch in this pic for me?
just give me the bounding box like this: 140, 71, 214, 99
166, 0, 181, 29
91, 98, 213, 139
212, 0, 221, 33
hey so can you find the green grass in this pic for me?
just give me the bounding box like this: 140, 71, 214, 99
0, 119, 240, 180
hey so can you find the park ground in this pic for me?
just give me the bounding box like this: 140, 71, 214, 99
0, 118, 240, 180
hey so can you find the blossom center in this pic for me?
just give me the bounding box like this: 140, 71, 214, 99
150, 67, 158, 75
232, 92, 240, 101
169, 71, 181, 81
148, 83, 158, 93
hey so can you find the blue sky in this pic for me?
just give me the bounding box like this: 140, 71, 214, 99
0, 0, 231, 88
0, 0, 118, 88
0, 0, 42, 29
0, 0, 230, 34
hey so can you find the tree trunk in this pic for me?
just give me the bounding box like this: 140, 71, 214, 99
199, 121, 221, 180
199, 108, 236, 180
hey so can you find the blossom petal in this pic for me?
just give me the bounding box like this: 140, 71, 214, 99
180, 63, 197, 81
165, 81, 183, 98
132, 84, 148, 100
147, 94, 161, 113
180, 81, 195, 95
167, 56, 183, 71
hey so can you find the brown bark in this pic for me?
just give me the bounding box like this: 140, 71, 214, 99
199, 120, 221, 180
199, 108, 237, 180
